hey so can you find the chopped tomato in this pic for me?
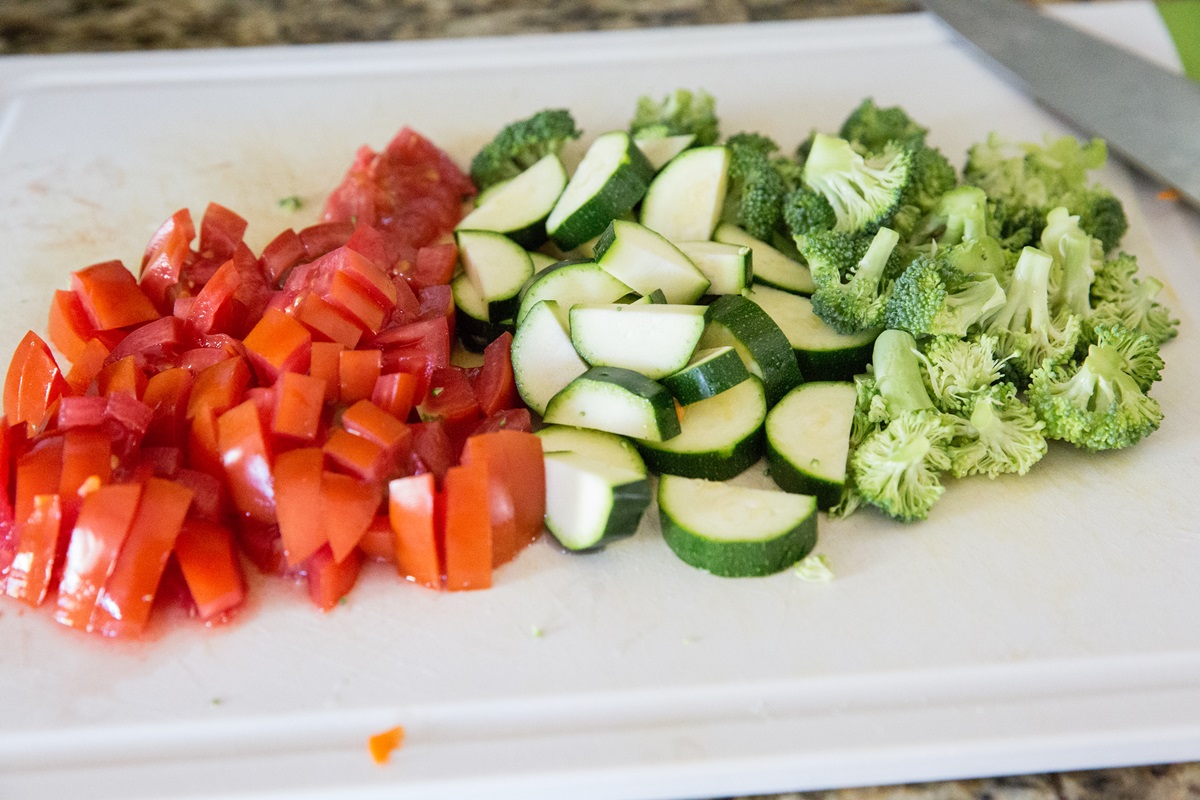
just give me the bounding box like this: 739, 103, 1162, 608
96, 355, 146, 400
216, 399, 275, 525
339, 349, 382, 405
371, 372, 418, 421
471, 332, 519, 417
304, 543, 362, 611
299, 221, 356, 262
173, 518, 246, 622
187, 356, 251, 420
3, 493, 62, 606
406, 243, 458, 291
275, 447, 326, 567
140, 208, 195, 313
242, 308, 312, 383
356, 514, 395, 563
323, 427, 389, 483
309, 341, 345, 404
64, 338, 111, 396
198, 202, 248, 263
143, 367, 194, 447
70, 260, 160, 331
410, 421, 455, 483
293, 292, 364, 349
4, 331, 69, 430
47, 289, 98, 363
388, 473, 440, 588
321, 470, 380, 563
461, 430, 545, 569
271, 372, 326, 443
469, 408, 532, 436
418, 367, 481, 450
441, 460, 493, 592
259, 227, 304, 287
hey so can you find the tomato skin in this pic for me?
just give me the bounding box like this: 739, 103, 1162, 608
259, 228, 304, 287
388, 473, 440, 588
356, 514, 394, 563
406, 244, 458, 292
187, 356, 251, 420
371, 372, 418, 422
71, 261, 160, 331
64, 338, 112, 396
106, 315, 186, 374
216, 399, 276, 525
345, 223, 394, 274
4, 331, 69, 431
469, 407, 532, 437
143, 367, 194, 447
243, 308, 312, 384
304, 543, 362, 611
185, 258, 241, 337
55, 482, 145, 630
91, 477, 193, 637
309, 342, 345, 404
47, 290, 99, 364
3, 493, 62, 606
340, 400, 411, 454
339, 349, 382, 405
140, 208, 195, 313
320, 470, 381, 563
410, 420, 455, 484
173, 518, 246, 622
471, 332, 518, 417
442, 460, 494, 592
461, 430, 545, 568
96, 355, 147, 400
271, 371, 326, 444
275, 447, 326, 568
198, 202, 248, 263
292, 292, 364, 349
418, 367, 481, 452
299, 221, 355, 262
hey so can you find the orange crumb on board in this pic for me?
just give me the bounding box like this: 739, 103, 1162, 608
1158, 188, 1182, 201
368, 725, 406, 765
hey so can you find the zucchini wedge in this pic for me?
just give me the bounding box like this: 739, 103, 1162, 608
542, 451, 651, 552
698, 294, 803, 407
714, 223, 815, 295
547, 130, 655, 251
569, 303, 707, 380
766, 381, 857, 510
594, 219, 710, 304
746, 284, 878, 381
639, 145, 730, 242
456, 153, 568, 249
543, 366, 681, 442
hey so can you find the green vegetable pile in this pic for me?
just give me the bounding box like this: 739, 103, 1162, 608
469, 92, 1178, 526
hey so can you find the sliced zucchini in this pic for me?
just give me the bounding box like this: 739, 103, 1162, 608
516, 259, 631, 325
713, 223, 815, 295
568, 303, 706, 380
511, 299, 588, 415
639, 146, 730, 243
543, 451, 651, 551
594, 220, 710, 304
635, 134, 696, 171
766, 381, 856, 510
456, 154, 568, 249
628, 288, 668, 305
456, 229, 534, 324
660, 345, 750, 405
658, 475, 818, 578
745, 284, 878, 381
637, 376, 766, 481
698, 294, 803, 407
529, 251, 560, 274
676, 240, 752, 295
452, 271, 507, 352
547, 130, 655, 251
536, 425, 647, 475
543, 366, 681, 442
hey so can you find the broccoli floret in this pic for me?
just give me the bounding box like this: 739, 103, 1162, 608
1040, 206, 1101, 320
913, 186, 1013, 278
963, 133, 1128, 252
630, 88, 719, 146
981, 246, 1081, 382
838, 98, 928, 151
1089, 252, 1179, 344
1026, 324, 1164, 450
867, 328, 939, 419
802, 133, 912, 234
919, 333, 1013, 414
885, 252, 1006, 339
782, 186, 837, 242
851, 409, 954, 522
469, 109, 582, 192
891, 145, 959, 239
803, 227, 903, 335
722, 133, 789, 241
948, 382, 1047, 478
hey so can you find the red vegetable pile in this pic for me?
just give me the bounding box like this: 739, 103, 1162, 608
0, 127, 547, 637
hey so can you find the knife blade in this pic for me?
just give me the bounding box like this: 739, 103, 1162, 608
924, 0, 1200, 210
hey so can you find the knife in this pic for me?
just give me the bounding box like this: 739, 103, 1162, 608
924, 0, 1200, 210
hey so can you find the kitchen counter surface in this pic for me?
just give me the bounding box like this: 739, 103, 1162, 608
1, 1, 1197, 799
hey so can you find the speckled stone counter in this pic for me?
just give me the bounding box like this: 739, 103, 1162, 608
1, 2, 1196, 799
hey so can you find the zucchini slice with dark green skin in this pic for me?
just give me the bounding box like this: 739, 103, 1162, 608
542, 366, 681, 442
456, 154, 568, 249
547, 130, 655, 251
660, 345, 750, 406
455, 229, 534, 324
594, 220, 710, 304
698, 294, 803, 407
542, 451, 651, 552
714, 223, 815, 295
746, 284, 877, 381
766, 381, 857, 510
639, 145, 730, 243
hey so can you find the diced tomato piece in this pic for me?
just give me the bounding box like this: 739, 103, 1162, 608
309, 341, 345, 404
103, 392, 154, 463
198, 202, 247, 263
259, 227, 304, 287
325, 270, 387, 332
47, 290, 96, 364
461, 430, 546, 568
371, 372, 418, 422
243, 308, 312, 384
304, 543, 362, 611
345, 223, 393, 274
70, 261, 160, 331
388, 473, 440, 588
472, 332, 519, 417
54, 482, 144, 630
442, 460, 494, 591
186, 407, 223, 477
407, 243, 458, 291
469, 408, 532, 436
357, 514, 394, 563
143, 367, 193, 447
64, 337, 111, 396
323, 428, 389, 483
217, 399, 275, 525
299, 221, 355, 261
91, 477, 193, 637
96, 355, 146, 400
271, 371, 326, 443
140, 209, 196, 313
293, 292, 363, 348
186, 258, 240, 337
56, 395, 107, 431
418, 367, 481, 450
410, 420, 455, 483
275, 447, 326, 567
135, 445, 183, 479
106, 315, 186, 374
3, 493, 62, 606
339, 349, 382, 405
341, 400, 410, 451
371, 317, 450, 400
230, 242, 273, 332
4, 332, 69, 430
173, 519, 246, 622
187, 356, 251, 420
175, 467, 227, 523
59, 428, 113, 510
14, 436, 63, 532
320, 247, 397, 308
320, 470, 381, 563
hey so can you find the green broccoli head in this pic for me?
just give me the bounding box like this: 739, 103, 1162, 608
722, 133, 789, 241
963, 133, 1127, 252
838, 98, 928, 152
981, 246, 1082, 382
630, 88, 719, 146
469, 109, 582, 192
1089, 252, 1179, 344
782, 186, 837, 242
919, 333, 1012, 414
916, 185, 992, 245
948, 382, 1047, 478
1040, 206, 1101, 321
1026, 324, 1164, 450
850, 408, 954, 522
885, 252, 1006, 339
891, 145, 959, 239
802, 227, 903, 335
869, 328, 938, 418
802, 133, 912, 235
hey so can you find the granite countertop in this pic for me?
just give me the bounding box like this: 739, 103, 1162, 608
0, 2, 1196, 800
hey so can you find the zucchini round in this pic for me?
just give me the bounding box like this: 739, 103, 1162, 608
765, 381, 857, 510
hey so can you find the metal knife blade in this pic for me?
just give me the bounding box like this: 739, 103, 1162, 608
925, 0, 1200, 210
